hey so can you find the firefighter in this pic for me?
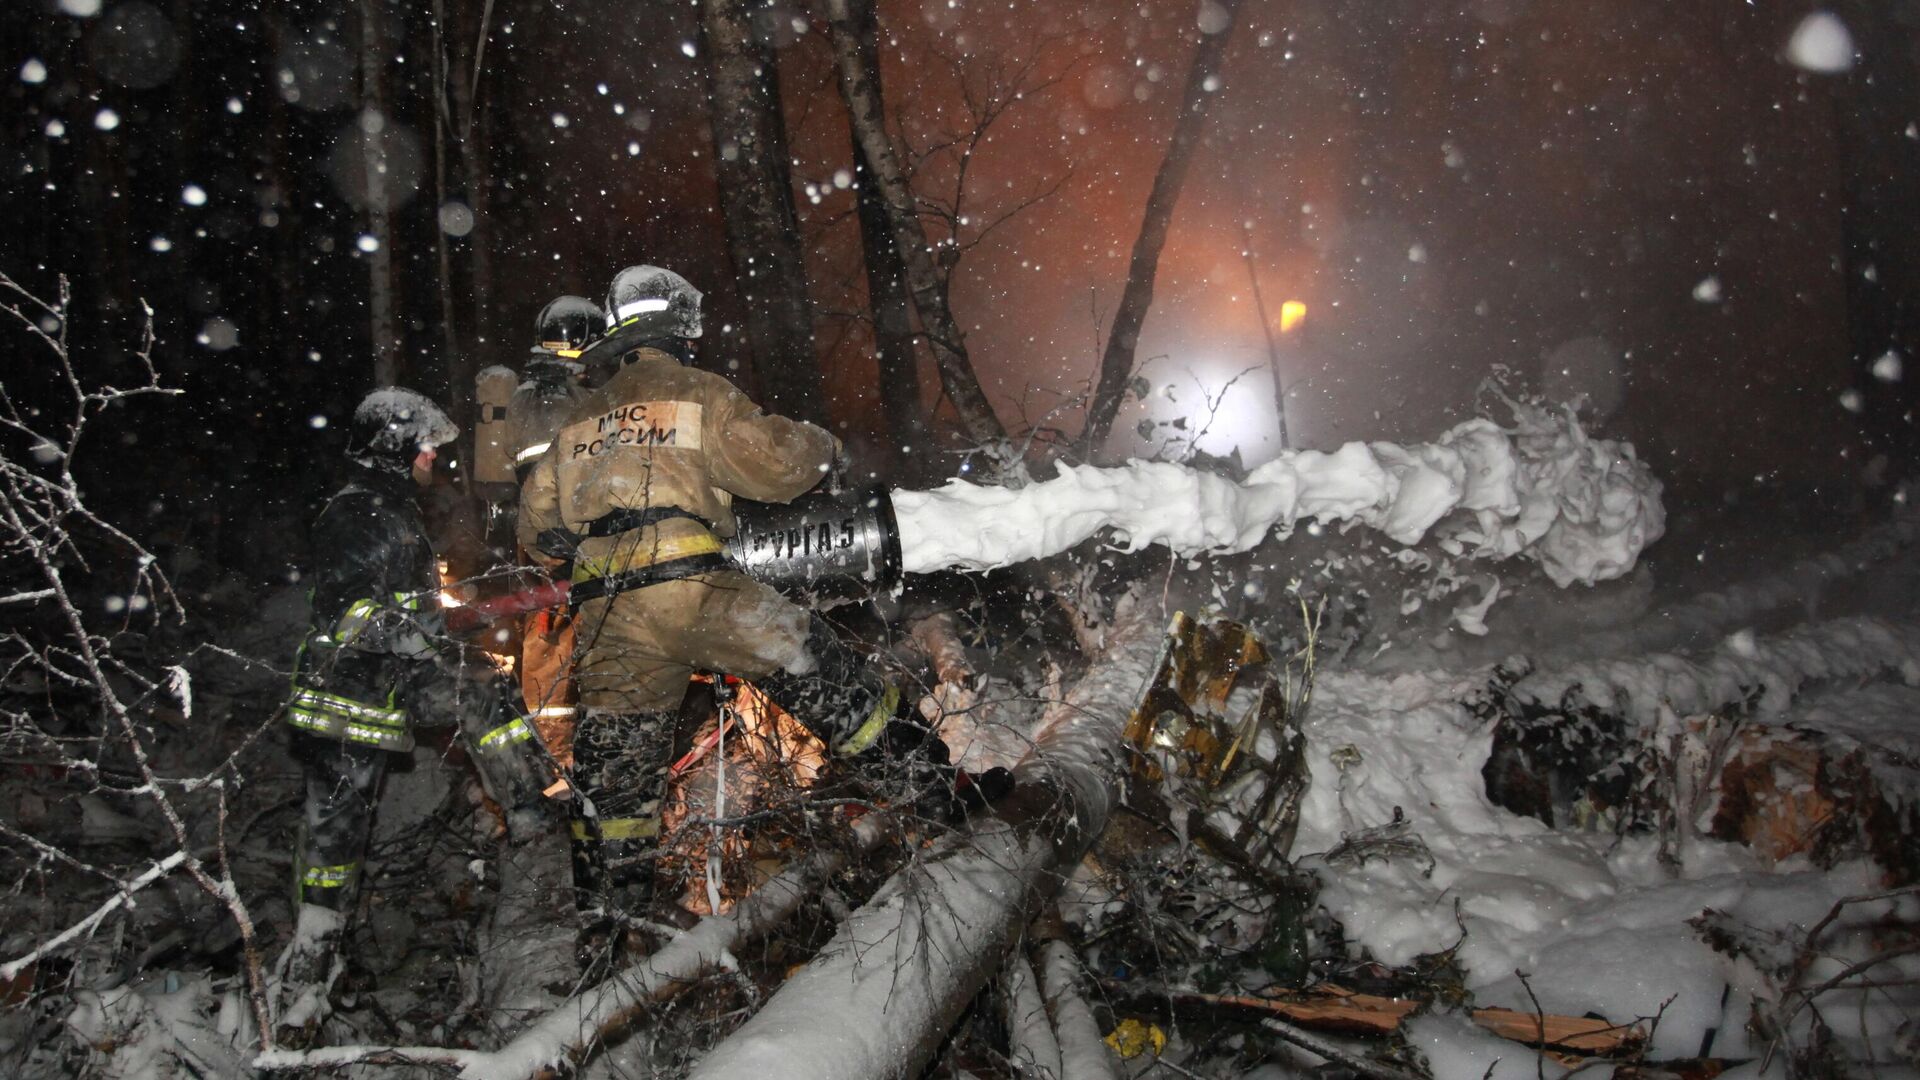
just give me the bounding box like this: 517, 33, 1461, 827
273, 388, 555, 1030
509, 296, 602, 768
518, 265, 948, 922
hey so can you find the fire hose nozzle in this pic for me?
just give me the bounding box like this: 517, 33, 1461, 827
445, 486, 904, 633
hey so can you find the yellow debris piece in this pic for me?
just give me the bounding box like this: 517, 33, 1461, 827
1103, 1017, 1166, 1059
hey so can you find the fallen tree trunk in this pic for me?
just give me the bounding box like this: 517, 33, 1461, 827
253, 814, 891, 1078
1037, 938, 1120, 1080
687, 597, 1165, 1080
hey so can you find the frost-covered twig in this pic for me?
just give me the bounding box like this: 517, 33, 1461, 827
0, 850, 188, 982
0, 272, 273, 1048
1253, 1015, 1425, 1080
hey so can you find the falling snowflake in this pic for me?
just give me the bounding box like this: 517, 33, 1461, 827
1787, 11, 1854, 73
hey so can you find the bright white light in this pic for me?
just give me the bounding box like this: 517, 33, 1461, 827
551, 112, 569, 128
59, 0, 102, 17
182, 184, 207, 206
227, 97, 244, 114
356, 234, 379, 253
1691, 275, 1723, 303
1872, 350, 1904, 382
94, 108, 120, 131
309, 414, 329, 429
149, 236, 172, 252
1133, 355, 1279, 462
21, 59, 48, 84
680, 40, 697, 58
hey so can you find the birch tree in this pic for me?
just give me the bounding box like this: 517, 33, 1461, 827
823, 0, 1009, 451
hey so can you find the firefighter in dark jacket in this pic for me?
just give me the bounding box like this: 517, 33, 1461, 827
274, 387, 553, 1026
518, 265, 949, 921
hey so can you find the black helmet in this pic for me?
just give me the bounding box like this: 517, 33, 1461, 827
534, 294, 604, 359
345, 387, 458, 472
579, 264, 703, 369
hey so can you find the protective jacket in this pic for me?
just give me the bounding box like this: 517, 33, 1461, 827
288, 462, 440, 752
517, 348, 850, 720
286, 460, 554, 912
505, 365, 589, 484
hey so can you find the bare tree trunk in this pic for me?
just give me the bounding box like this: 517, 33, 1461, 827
1080, 0, 1244, 458
431, 0, 463, 401
359, 0, 402, 385
823, 0, 1008, 450
847, 0, 930, 475
699, 0, 828, 422
257, 11, 304, 377
453, 0, 495, 365
1241, 222, 1290, 451
1831, 0, 1920, 471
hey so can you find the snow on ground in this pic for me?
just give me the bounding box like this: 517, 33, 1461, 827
1287, 565, 1920, 1069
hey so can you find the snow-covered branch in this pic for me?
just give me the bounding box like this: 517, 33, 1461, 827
0, 850, 189, 982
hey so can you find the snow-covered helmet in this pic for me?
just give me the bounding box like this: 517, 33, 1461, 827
346, 387, 459, 472
577, 264, 704, 372
533, 294, 604, 359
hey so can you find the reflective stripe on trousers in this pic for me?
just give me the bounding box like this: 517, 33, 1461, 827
287, 686, 412, 751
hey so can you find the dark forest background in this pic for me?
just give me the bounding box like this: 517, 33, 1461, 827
6, 0, 1920, 598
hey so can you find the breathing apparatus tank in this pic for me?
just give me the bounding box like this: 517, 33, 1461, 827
725, 485, 902, 603
473, 366, 519, 485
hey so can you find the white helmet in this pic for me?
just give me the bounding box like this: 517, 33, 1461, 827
605, 264, 702, 341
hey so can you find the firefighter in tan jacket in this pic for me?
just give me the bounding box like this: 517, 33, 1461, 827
518, 265, 942, 921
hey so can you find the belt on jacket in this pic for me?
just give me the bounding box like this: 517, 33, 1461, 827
568, 538, 732, 608
535, 505, 714, 559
